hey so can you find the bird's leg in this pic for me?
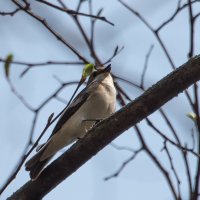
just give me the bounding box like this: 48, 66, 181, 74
82, 118, 104, 133
82, 118, 103, 124
77, 119, 104, 141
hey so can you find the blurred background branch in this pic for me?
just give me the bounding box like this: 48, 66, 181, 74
0, 0, 200, 199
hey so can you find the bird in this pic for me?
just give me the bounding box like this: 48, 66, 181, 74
25, 64, 117, 180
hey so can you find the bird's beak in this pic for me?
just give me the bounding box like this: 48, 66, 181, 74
103, 64, 111, 73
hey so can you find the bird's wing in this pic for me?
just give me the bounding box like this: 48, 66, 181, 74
49, 84, 92, 138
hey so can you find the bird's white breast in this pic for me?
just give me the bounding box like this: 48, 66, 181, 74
40, 75, 116, 161
56, 79, 116, 145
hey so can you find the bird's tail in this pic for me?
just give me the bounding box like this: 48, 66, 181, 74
25, 147, 52, 180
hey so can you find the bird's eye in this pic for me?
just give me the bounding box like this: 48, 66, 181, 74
92, 71, 98, 77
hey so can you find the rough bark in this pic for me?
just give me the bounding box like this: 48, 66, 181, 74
7, 55, 200, 200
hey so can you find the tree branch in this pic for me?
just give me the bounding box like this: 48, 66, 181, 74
11, 0, 89, 64
7, 55, 200, 200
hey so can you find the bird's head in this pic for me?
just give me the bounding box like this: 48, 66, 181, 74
87, 64, 112, 85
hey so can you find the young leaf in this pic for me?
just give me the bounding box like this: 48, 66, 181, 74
82, 63, 94, 79
186, 112, 197, 122
4, 53, 13, 78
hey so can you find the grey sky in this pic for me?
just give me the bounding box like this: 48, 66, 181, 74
0, 0, 199, 199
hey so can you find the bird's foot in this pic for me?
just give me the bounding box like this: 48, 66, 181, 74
82, 118, 103, 125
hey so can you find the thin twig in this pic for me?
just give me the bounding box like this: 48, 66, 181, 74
0, 58, 83, 67
36, 0, 114, 26
0, 58, 84, 77
0, 80, 82, 194
102, 46, 124, 65
140, 44, 154, 88
11, 0, 89, 64
193, 82, 200, 199
162, 141, 181, 198
57, 0, 102, 65
159, 108, 193, 198
156, 0, 199, 31
114, 75, 142, 90
119, 0, 175, 69
7, 79, 35, 111
135, 125, 178, 200
187, 0, 195, 58
146, 118, 200, 158
104, 147, 142, 180
0, 8, 21, 16
191, 128, 196, 151
110, 143, 135, 153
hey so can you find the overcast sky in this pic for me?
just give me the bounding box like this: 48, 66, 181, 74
1, 0, 200, 199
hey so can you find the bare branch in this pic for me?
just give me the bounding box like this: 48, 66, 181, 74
135, 125, 178, 199
0, 80, 80, 195
162, 141, 181, 198
159, 108, 193, 197
104, 147, 142, 180
0, 58, 83, 77
187, 0, 195, 58
156, 0, 199, 32
57, 0, 102, 65
0, 58, 83, 67
103, 46, 124, 65
114, 75, 142, 90
119, 0, 175, 69
140, 44, 154, 88
146, 118, 200, 158
7, 55, 200, 200
110, 143, 135, 153
36, 0, 114, 26
0, 8, 20, 16
193, 84, 200, 198
7, 79, 35, 111
11, 0, 89, 63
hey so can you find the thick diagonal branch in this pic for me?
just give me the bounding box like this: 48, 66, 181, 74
8, 55, 200, 200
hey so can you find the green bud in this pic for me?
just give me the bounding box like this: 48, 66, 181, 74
82, 63, 94, 79
186, 112, 197, 122
4, 53, 13, 78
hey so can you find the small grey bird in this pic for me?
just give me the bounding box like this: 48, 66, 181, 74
25, 64, 116, 180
